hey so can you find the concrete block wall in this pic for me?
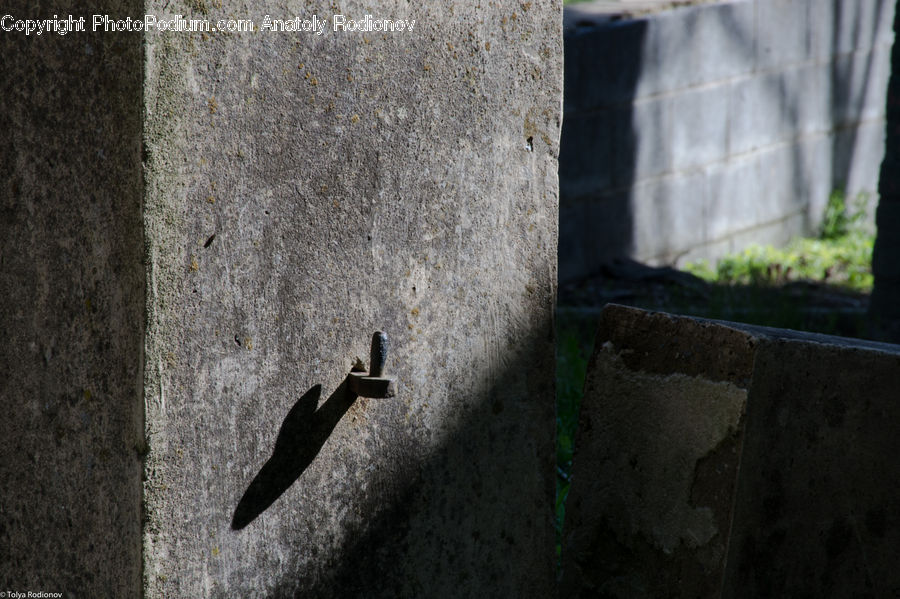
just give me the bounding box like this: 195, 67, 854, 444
560, 0, 895, 282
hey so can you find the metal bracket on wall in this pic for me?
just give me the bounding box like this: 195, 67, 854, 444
348, 331, 397, 398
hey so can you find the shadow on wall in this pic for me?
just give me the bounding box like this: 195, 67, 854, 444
828, 0, 891, 209
558, 16, 646, 282
227, 325, 556, 599
232, 382, 353, 531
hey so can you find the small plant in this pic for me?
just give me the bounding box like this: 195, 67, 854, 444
685, 191, 873, 293
555, 322, 594, 565
821, 189, 868, 240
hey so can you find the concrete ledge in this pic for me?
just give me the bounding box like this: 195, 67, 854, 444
562, 304, 900, 597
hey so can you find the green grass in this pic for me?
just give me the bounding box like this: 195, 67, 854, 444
684, 233, 873, 292
554, 323, 592, 559
685, 191, 873, 293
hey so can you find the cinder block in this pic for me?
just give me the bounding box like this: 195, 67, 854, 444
809, 0, 837, 60
704, 153, 762, 240
623, 97, 673, 184
559, 111, 619, 198
832, 119, 886, 198
867, 42, 893, 116
678, 211, 807, 269
808, 0, 893, 59
874, 0, 898, 46
830, 44, 891, 127
635, 1, 755, 95
725, 210, 806, 250
630, 171, 706, 263
636, 9, 697, 97
563, 304, 900, 598
730, 63, 834, 141
826, 0, 894, 56
730, 63, 833, 147
674, 235, 736, 268
799, 134, 834, 228
564, 17, 650, 112
754, 143, 808, 221
691, 0, 756, 85
729, 71, 793, 155
559, 193, 633, 280
793, 63, 831, 135
637, 13, 695, 98
756, 0, 813, 70
670, 84, 730, 171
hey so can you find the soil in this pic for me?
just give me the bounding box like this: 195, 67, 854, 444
559, 258, 870, 340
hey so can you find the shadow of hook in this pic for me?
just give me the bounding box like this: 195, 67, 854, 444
231, 378, 357, 530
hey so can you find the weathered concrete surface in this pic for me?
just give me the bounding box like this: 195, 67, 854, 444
560, 305, 754, 598
722, 339, 900, 597
562, 304, 900, 597
0, 1, 144, 595
142, 1, 561, 597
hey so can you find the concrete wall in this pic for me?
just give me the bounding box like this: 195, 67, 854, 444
562, 304, 900, 597
142, 1, 561, 598
560, 0, 894, 282
0, 1, 144, 595
1, 1, 560, 596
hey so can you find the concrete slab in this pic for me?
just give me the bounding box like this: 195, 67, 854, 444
723, 336, 900, 597
141, 1, 561, 597
563, 304, 900, 597
0, 2, 144, 595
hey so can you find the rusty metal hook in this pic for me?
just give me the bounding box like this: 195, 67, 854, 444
348, 331, 397, 398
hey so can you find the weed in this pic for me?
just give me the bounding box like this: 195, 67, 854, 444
554, 316, 596, 566
821, 189, 868, 240
685, 191, 873, 293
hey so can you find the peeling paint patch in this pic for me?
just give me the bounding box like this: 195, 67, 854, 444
589, 343, 746, 553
